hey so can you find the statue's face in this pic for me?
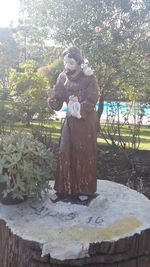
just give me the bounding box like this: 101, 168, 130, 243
64, 54, 79, 75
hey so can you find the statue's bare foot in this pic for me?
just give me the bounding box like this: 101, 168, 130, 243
78, 194, 99, 205
49, 193, 60, 203
49, 193, 99, 205
49, 193, 70, 203
78, 195, 88, 201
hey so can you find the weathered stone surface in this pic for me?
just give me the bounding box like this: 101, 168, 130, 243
0, 180, 150, 266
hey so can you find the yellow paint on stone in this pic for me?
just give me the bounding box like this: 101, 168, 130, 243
107, 216, 142, 237
65, 216, 142, 242
21, 216, 142, 246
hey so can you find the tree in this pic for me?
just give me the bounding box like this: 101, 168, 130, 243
0, 28, 18, 90
18, 0, 150, 125
0, 28, 20, 132
8, 60, 52, 125
14, 17, 63, 66
38, 58, 64, 87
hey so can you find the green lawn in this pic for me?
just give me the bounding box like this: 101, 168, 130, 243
97, 124, 150, 150
2, 120, 150, 150
38, 120, 150, 150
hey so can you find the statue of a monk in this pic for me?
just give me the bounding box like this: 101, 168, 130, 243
48, 46, 98, 202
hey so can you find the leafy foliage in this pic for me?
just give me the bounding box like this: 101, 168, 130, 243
38, 58, 64, 87
0, 28, 19, 89
0, 0, 148, 154
0, 88, 14, 134
18, 0, 150, 116
8, 60, 53, 125
18, 0, 150, 150
0, 133, 56, 199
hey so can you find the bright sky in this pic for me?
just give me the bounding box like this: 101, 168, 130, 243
0, 0, 20, 27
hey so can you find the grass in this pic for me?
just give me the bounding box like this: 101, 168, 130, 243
1, 119, 150, 150
36, 120, 150, 150
97, 124, 150, 150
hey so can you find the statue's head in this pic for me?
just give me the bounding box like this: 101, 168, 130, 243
63, 46, 83, 77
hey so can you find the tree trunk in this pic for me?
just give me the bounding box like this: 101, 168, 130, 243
97, 95, 104, 132
0, 180, 150, 267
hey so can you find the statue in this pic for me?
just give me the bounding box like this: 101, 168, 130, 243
48, 46, 98, 203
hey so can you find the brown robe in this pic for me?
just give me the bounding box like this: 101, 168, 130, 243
48, 70, 98, 197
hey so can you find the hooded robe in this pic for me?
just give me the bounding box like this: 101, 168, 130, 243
48, 69, 98, 197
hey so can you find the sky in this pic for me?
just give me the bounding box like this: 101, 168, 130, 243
0, 0, 20, 27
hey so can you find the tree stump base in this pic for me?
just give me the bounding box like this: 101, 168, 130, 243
0, 180, 150, 267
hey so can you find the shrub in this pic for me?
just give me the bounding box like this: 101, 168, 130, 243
38, 58, 64, 87
0, 133, 56, 199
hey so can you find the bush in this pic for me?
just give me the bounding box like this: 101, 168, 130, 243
0, 133, 56, 199
38, 58, 64, 87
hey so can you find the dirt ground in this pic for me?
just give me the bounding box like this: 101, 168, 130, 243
97, 144, 150, 199
51, 140, 150, 199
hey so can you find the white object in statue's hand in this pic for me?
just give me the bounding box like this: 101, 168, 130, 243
67, 95, 82, 119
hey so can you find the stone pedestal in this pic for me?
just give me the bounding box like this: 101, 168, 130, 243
0, 180, 150, 267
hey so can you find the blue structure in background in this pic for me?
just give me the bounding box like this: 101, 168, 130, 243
61, 102, 150, 116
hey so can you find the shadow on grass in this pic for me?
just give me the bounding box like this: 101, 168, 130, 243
1, 120, 150, 150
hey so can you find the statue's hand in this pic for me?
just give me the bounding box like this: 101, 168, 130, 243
48, 97, 59, 110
